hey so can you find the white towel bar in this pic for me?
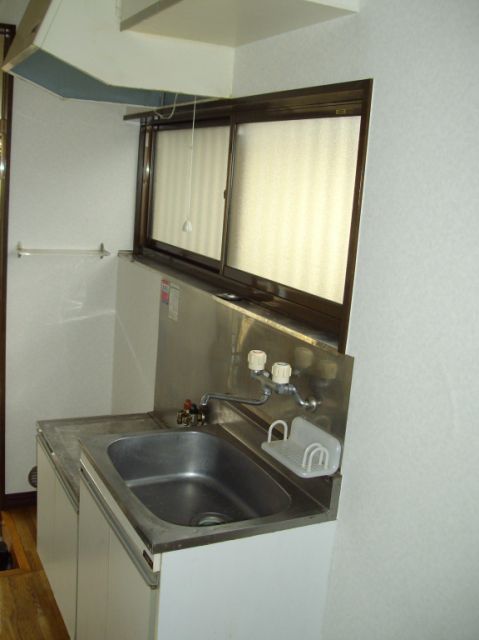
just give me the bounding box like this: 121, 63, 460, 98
16, 242, 110, 259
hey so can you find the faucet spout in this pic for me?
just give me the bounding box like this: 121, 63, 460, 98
199, 387, 272, 412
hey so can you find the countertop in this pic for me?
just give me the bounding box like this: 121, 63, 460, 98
37, 413, 163, 509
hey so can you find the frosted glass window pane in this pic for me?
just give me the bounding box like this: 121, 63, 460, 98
151, 126, 230, 260
227, 117, 361, 304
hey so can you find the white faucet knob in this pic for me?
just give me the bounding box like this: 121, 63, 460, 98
248, 350, 267, 371
272, 362, 292, 384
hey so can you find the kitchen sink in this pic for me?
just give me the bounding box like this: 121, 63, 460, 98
79, 418, 332, 553
107, 430, 291, 527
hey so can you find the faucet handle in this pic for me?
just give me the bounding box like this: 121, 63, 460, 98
272, 362, 292, 384
248, 350, 267, 371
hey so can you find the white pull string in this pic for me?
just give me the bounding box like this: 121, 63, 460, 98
182, 97, 197, 233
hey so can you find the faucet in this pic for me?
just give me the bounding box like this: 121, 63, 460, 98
177, 350, 319, 426
246, 350, 319, 412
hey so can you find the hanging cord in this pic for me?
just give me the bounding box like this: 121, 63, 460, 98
183, 97, 197, 232
155, 93, 178, 120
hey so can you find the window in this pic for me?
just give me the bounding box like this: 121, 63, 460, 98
226, 117, 361, 304
151, 125, 230, 260
131, 80, 372, 351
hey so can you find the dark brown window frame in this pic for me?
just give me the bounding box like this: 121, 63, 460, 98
127, 79, 373, 352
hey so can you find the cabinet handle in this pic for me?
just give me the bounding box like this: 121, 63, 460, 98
80, 467, 159, 589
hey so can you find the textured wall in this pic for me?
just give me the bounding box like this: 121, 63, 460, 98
5, 80, 138, 493
234, 2, 479, 639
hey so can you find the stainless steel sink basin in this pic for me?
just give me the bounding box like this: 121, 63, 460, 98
107, 431, 291, 527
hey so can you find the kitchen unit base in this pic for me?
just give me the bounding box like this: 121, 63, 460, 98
78, 460, 336, 640
156, 520, 337, 640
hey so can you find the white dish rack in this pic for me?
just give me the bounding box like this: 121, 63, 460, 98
261, 417, 341, 478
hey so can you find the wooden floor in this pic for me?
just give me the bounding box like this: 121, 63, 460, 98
0, 506, 69, 640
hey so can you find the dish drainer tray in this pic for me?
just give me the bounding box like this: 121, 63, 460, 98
261, 416, 341, 478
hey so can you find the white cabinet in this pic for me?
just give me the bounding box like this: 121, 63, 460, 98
77, 473, 157, 640
37, 441, 78, 638
155, 521, 337, 640
77, 463, 337, 640
75, 474, 109, 640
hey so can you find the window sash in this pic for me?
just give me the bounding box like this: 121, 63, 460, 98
132, 80, 373, 351
225, 116, 361, 305
150, 125, 230, 261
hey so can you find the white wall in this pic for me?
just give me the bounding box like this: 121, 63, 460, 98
234, 2, 479, 639
5, 80, 138, 493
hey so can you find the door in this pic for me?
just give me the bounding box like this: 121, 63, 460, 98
0, 24, 15, 509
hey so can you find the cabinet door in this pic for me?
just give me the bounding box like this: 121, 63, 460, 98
37, 442, 79, 639
77, 472, 157, 640
36, 443, 56, 576
76, 477, 110, 640
105, 529, 157, 640
53, 483, 78, 638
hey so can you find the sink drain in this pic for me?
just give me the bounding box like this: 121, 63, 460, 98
193, 513, 230, 527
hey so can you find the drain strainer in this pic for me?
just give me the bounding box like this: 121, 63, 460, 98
193, 513, 230, 527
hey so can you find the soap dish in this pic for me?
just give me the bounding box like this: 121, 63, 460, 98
261, 417, 341, 478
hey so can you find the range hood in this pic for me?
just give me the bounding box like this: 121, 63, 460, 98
3, 0, 232, 108
3, 0, 359, 108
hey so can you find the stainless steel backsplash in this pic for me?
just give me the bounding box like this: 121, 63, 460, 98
153, 271, 353, 445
